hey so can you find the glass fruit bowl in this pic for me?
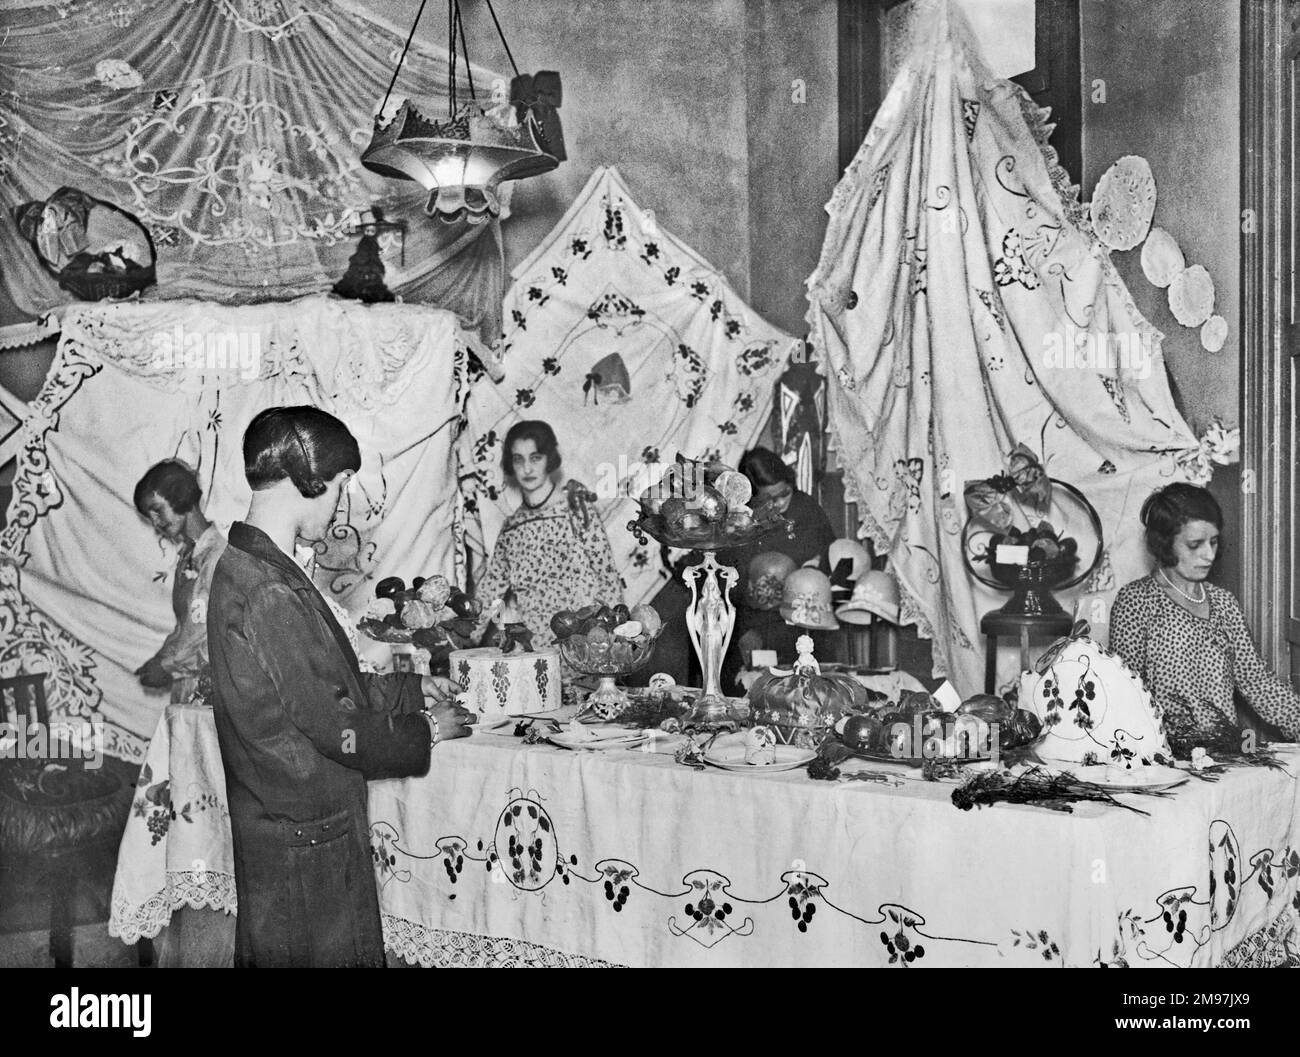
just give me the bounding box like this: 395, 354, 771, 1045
628, 506, 793, 552
558, 630, 662, 720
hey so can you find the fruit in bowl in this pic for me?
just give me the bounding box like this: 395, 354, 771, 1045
694, 485, 728, 523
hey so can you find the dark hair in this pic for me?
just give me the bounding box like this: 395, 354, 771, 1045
134, 459, 201, 515
243, 406, 360, 497
501, 420, 561, 480
1140, 483, 1223, 567
739, 447, 796, 489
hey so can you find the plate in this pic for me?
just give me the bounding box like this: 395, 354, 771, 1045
703, 741, 817, 772
548, 727, 650, 751
1070, 764, 1189, 792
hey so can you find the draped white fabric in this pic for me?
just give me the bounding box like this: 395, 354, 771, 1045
0, 0, 507, 335
459, 166, 794, 609
0, 296, 475, 757
806, 0, 1205, 694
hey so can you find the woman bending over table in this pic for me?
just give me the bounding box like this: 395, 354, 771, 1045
474, 419, 624, 647
1108, 482, 1300, 743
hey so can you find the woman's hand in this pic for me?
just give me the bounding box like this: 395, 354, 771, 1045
426, 699, 477, 741
420, 675, 462, 701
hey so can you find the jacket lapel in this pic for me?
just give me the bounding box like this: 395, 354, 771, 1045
228, 522, 362, 675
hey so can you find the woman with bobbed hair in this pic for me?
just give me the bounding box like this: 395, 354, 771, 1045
206, 405, 474, 967
133, 459, 224, 702
1108, 482, 1300, 742
474, 419, 623, 646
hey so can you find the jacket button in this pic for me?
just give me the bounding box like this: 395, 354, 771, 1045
295, 829, 303, 838
322, 824, 329, 831
309, 839, 317, 846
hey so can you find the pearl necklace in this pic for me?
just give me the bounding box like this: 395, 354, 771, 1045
1159, 567, 1207, 605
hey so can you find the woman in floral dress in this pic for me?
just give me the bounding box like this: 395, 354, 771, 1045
474, 420, 624, 647
1109, 483, 1300, 745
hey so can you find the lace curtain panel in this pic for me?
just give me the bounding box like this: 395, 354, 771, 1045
0, 0, 507, 337
807, 0, 1205, 694
1, 296, 475, 756
457, 166, 794, 610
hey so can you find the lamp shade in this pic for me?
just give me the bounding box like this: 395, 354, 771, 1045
362, 100, 558, 225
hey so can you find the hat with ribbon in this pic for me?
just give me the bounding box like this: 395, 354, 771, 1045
779, 567, 840, 631
835, 570, 900, 625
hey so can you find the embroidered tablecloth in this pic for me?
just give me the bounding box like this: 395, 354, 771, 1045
371, 737, 1300, 968
108, 702, 235, 944
106, 702, 1300, 966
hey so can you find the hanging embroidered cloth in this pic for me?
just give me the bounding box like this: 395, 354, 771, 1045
459, 165, 793, 610
0, 296, 476, 759
0, 0, 508, 338
806, 0, 1206, 695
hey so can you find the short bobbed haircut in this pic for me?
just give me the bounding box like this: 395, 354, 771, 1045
134, 459, 202, 515
740, 447, 796, 490
243, 406, 360, 498
1140, 483, 1223, 567
502, 420, 561, 480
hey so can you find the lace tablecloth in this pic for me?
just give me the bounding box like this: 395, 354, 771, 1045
108, 703, 235, 944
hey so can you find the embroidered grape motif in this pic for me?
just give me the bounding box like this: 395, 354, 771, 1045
491, 661, 510, 707
1070, 676, 1097, 729
456, 659, 471, 692
1041, 676, 1065, 727
1162, 907, 1188, 942
788, 895, 818, 932
880, 929, 926, 964
604, 880, 630, 911
534, 658, 548, 699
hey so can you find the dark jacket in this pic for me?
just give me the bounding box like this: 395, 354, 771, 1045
206, 522, 432, 967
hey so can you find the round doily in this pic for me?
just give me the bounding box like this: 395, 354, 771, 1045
1090, 156, 1156, 251
1168, 264, 1215, 327
1200, 314, 1228, 353
1139, 227, 1185, 287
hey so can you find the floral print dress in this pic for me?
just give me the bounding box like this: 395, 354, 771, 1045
474, 482, 624, 647
1108, 574, 1300, 741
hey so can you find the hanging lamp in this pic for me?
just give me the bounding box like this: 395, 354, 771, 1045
362, 0, 563, 225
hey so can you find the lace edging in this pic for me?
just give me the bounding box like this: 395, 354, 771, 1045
382, 914, 624, 968
108, 870, 237, 943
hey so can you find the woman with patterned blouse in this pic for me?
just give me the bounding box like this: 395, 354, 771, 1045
1109, 483, 1300, 743
474, 420, 624, 647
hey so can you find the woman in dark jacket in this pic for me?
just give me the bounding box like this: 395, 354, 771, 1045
717, 448, 835, 693
207, 406, 474, 967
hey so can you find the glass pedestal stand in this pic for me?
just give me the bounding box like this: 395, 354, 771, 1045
682, 551, 746, 728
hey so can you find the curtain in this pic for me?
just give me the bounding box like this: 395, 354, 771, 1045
0, 0, 507, 337
0, 295, 475, 758
459, 165, 794, 610
806, 0, 1205, 695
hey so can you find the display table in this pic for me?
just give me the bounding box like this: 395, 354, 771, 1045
108, 703, 236, 945
372, 735, 1300, 968
109, 706, 1300, 967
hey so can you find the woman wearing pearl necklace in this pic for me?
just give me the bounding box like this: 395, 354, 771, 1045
1109, 483, 1300, 743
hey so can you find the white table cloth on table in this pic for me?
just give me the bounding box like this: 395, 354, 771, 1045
370, 736, 1300, 968
108, 702, 235, 944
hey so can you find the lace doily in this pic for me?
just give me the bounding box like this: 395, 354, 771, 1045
108, 869, 238, 943
382, 915, 623, 968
